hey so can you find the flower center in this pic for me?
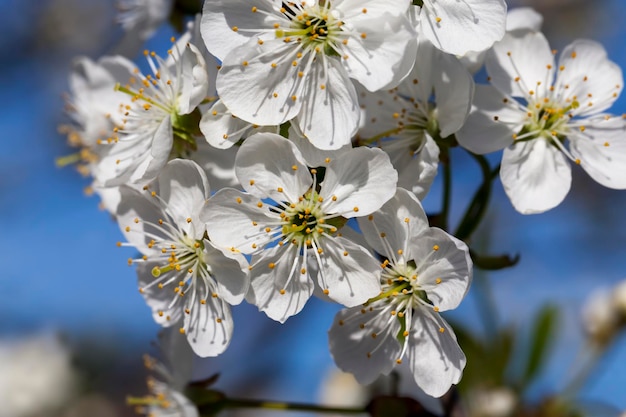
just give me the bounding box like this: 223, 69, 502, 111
151, 237, 205, 278
517, 99, 579, 143
276, 2, 343, 55
281, 191, 331, 247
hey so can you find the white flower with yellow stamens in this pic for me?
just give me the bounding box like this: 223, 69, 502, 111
201, 132, 397, 323
200, 0, 416, 150
357, 37, 474, 199
328, 188, 472, 398
456, 31, 626, 214
94, 41, 209, 187
117, 159, 249, 357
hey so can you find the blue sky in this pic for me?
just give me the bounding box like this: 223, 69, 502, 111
1, 0, 625, 413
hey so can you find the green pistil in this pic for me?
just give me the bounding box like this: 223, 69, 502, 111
518, 100, 580, 144
367, 281, 411, 304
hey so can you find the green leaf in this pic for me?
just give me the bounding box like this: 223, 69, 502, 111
519, 305, 560, 390
471, 250, 520, 270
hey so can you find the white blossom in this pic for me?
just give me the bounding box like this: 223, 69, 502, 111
202, 132, 397, 322
95, 42, 208, 187
457, 31, 626, 214
357, 38, 473, 199
328, 188, 472, 397
201, 0, 416, 149
117, 159, 249, 357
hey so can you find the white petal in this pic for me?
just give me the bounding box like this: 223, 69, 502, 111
500, 138, 572, 214
202, 188, 278, 255
137, 261, 183, 327
409, 228, 472, 311
158, 326, 194, 389
419, 0, 507, 55
297, 55, 359, 150
328, 304, 402, 384
249, 244, 314, 323
355, 83, 405, 141
288, 123, 352, 167
320, 147, 397, 217
408, 136, 440, 199
408, 309, 466, 398
176, 43, 209, 114
217, 39, 305, 127
430, 46, 475, 138
184, 293, 234, 357
200, 99, 258, 149
456, 85, 524, 154
486, 31, 554, 99
340, 12, 416, 91
157, 159, 211, 240
191, 140, 240, 190
569, 117, 626, 189
200, 0, 278, 60
203, 241, 250, 305
116, 186, 168, 254
314, 236, 381, 308
358, 188, 429, 261
235, 133, 312, 201
555, 40, 623, 116
506, 7, 543, 33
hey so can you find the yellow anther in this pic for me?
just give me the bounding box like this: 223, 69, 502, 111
279, 289, 286, 295
186, 217, 192, 223
268, 262, 276, 269
439, 327, 445, 333
433, 245, 440, 251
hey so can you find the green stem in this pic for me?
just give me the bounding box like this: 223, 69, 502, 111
440, 147, 452, 232
454, 152, 500, 241
215, 398, 366, 415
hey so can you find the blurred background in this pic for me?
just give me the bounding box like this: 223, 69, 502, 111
1, 0, 625, 415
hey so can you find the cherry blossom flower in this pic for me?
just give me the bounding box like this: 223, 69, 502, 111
114, 0, 174, 55
94, 41, 208, 187
456, 31, 626, 214
201, 0, 416, 149
328, 188, 472, 397
202, 132, 397, 322
117, 159, 249, 357
413, 0, 507, 56
357, 38, 474, 199
132, 328, 199, 417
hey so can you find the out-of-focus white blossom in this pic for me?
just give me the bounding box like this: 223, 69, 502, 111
0, 334, 78, 417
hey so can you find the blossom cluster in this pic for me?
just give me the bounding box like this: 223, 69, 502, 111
60, 0, 626, 410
